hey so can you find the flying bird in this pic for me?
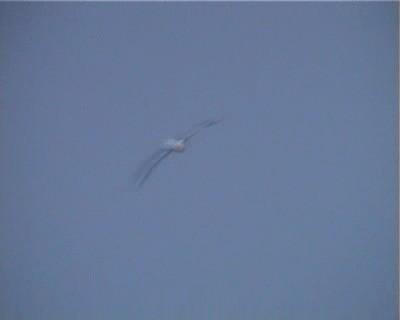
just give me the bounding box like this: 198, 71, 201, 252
132, 118, 223, 188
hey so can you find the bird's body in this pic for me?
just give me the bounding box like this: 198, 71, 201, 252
164, 138, 186, 152
132, 118, 223, 188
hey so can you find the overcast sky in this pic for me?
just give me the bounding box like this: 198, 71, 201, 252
0, 3, 398, 319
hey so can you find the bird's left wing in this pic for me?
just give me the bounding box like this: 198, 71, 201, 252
134, 149, 173, 188
132, 148, 168, 181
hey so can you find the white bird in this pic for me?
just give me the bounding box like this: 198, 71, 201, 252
132, 118, 223, 188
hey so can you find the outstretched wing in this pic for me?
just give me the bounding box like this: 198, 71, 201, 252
132, 148, 167, 181
133, 149, 173, 188
179, 118, 224, 142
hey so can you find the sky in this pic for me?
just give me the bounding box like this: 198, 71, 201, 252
0, 2, 398, 319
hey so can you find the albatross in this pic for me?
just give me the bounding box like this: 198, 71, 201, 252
133, 118, 223, 188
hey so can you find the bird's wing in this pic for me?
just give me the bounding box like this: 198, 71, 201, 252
135, 149, 173, 188
132, 148, 167, 180
179, 118, 224, 142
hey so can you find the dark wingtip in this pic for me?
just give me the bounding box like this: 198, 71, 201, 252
206, 117, 224, 126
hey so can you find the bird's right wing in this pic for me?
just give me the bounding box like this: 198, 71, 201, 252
132, 149, 173, 188
179, 118, 224, 142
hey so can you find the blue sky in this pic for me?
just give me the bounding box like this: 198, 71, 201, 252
0, 3, 398, 319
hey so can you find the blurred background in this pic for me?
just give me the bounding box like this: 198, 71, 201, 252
0, 3, 398, 319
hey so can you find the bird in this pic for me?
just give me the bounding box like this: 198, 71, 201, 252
132, 118, 223, 188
